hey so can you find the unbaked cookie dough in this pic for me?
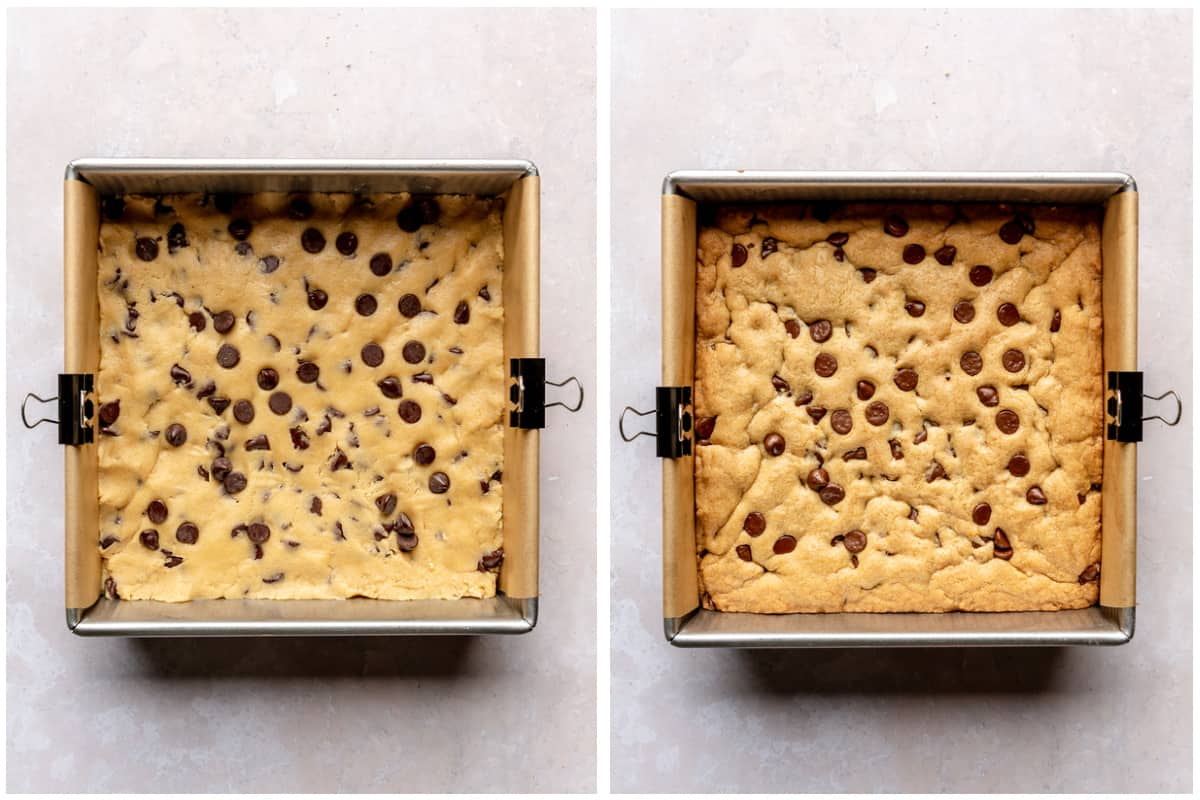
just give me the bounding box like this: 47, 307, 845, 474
694, 202, 1103, 613
96, 191, 505, 601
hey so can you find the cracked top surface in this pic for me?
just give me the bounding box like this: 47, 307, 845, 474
694, 201, 1103, 613
95, 191, 505, 601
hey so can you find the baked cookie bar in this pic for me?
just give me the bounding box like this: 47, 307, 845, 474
694, 202, 1103, 613
96, 191, 505, 601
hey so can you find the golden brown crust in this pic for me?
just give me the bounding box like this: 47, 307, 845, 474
694, 202, 1103, 613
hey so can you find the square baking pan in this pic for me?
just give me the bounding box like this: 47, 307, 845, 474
630, 170, 1178, 648
42, 158, 563, 637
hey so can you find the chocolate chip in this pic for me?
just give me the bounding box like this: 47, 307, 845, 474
187, 311, 207, 332
375, 492, 398, 516
996, 409, 1020, 434
175, 522, 199, 545
927, 462, 947, 482
888, 439, 903, 459
454, 300, 470, 325
366, 252, 393, 277
695, 416, 716, 441
268, 392, 292, 415
297, 361, 320, 383
397, 196, 439, 232
100, 534, 119, 549
397, 530, 419, 552
905, 299, 926, 317
831, 410, 853, 435
235, 242, 253, 256
969, 265, 993, 286
402, 341, 426, 364
865, 401, 890, 426
223, 471, 248, 493
247, 522, 271, 544
140, 529, 160, 550
857, 380, 875, 400
330, 449, 351, 471
207, 397, 230, 414
814, 353, 838, 378
165, 423, 187, 447
254, 369, 280, 393
135, 237, 159, 262
254, 255, 281, 274
397, 293, 422, 318
217, 344, 240, 368
806, 468, 829, 490
198, 381, 218, 401
977, 385, 999, 407
361, 343, 385, 367
212, 310, 235, 334
429, 472, 451, 494
736, 544, 753, 562
820, 484, 845, 505
336, 232, 358, 255
170, 364, 192, 385
843, 530, 867, 553
301, 228, 326, 253
370, 377, 400, 401
914, 427, 928, 444
902, 244, 925, 264
147, 500, 168, 524
479, 549, 505, 571
843, 446, 867, 461
266, 334, 281, 352
960, 351, 983, 376
859, 268, 877, 283
399, 400, 422, 424
783, 319, 802, 338
809, 319, 832, 343
1008, 454, 1030, 476
807, 406, 827, 423
731, 243, 748, 267
222, 218, 250, 241
1078, 563, 1100, 584
972, 503, 992, 525
953, 301, 975, 324
934, 245, 956, 266
763, 432, 786, 456
771, 374, 790, 393
760, 237, 779, 259
1051, 310, 1062, 333
1026, 486, 1047, 505
290, 427, 309, 450
993, 528, 1013, 559
772, 535, 797, 555
884, 215, 908, 237
245, 433, 270, 451
102, 196, 125, 220
894, 368, 918, 392
300, 290, 328, 314
211, 457, 232, 482
999, 220, 1024, 244
403, 444, 434, 468
285, 196, 312, 220
413, 372, 434, 385
99, 401, 121, 426
1002, 349, 1026, 372
827, 231, 849, 246
997, 302, 1020, 326
167, 222, 189, 254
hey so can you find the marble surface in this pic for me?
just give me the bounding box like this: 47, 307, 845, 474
610, 9, 1192, 793
6, 8, 596, 793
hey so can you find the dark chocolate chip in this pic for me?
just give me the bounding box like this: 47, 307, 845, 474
165, 423, 187, 447
369, 253, 392, 276
997, 302, 1020, 326
999, 220, 1024, 244
361, 343, 385, 367
843, 529, 867, 553
211, 457, 232, 482
833, 247, 845, 261
1051, 309, 1062, 333
99, 401, 121, 426
454, 300, 470, 325
857, 380, 875, 400
377, 376, 403, 399
289, 426, 310, 450
914, 427, 928, 444
170, 364, 192, 385
257, 368, 280, 391
305, 288, 328, 310
905, 299, 926, 317
831, 409, 853, 435
100, 535, 119, 549
247, 522, 271, 543
187, 311, 207, 332
819, 484, 846, 505
335, 232, 358, 255
223, 471, 247, 493
859, 268, 877, 283
969, 265, 993, 286
412, 372, 434, 384
354, 294, 378, 316
268, 392, 292, 415
773, 535, 797, 555
894, 368, 918, 391
301, 228, 326, 253
213, 310, 235, 334
259, 255, 281, 274
135, 237, 159, 262
147, 499, 169, 524
695, 416, 716, 441
843, 446, 867, 461
232, 400, 255, 424
1008, 454, 1031, 477
996, 409, 1020, 434
102, 196, 125, 220
953, 301, 975, 324
934, 245, 957, 265
479, 549, 504, 571
429, 472, 450, 494
806, 468, 829, 490
771, 374, 790, 393
413, 443, 436, 466
1026, 486, 1047, 505
760, 237, 779, 259
784, 319, 802, 338
888, 439, 903, 459
375, 492, 398, 516
731, 243, 748, 268
297, 361, 320, 383
902, 244, 925, 264
289, 197, 313, 220
993, 528, 1013, 559
883, 215, 909, 237
977, 385, 999, 407
865, 401, 890, 426
972, 503, 992, 525
396, 531, 419, 552
216, 344, 240, 368
809, 319, 833, 343
741, 511, 767, 537
814, 353, 838, 377
245, 433, 270, 451
398, 293, 421, 317
140, 529, 160, 550
763, 432, 786, 456
175, 522, 199, 545
736, 544, 753, 562
399, 400, 422, 424
402, 340, 426, 364
827, 231, 849, 246
226, 219, 251, 241
1002, 349, 1026, 373
235, 242, 253, 256
960, 351, 983, 376
330, 449, 351, 471
807, 406, 827, 423
1078, 563, 1100, 584
167, 222, 189, 253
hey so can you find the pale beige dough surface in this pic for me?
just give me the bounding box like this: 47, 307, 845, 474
96, 191, 505, 601
694, 202, 1103, 613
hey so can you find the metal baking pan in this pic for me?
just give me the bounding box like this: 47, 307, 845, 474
27, 158, 583, 637
622, 170, 1182, 648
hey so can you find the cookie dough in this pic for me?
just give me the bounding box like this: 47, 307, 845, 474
96, 191, 505, 601
694, 202, 1103, 613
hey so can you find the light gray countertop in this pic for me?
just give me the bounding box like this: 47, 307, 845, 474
6, 8, 597, 793
610, 9, 1192, 793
